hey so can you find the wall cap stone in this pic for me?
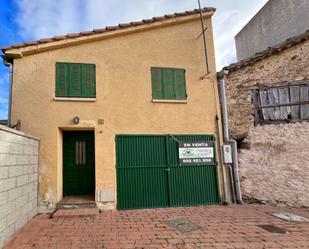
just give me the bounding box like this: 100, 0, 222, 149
0, 125, 40, 141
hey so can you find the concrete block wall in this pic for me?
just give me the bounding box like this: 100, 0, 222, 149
235, 0, 309, 60
0, 125, 39, 248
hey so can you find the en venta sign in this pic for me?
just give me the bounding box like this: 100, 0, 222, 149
178, 141, 214, 166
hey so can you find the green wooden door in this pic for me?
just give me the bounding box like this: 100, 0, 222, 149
63, 131, 95, 196
116, 135, 220, 210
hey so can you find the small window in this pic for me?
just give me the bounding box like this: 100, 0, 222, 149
252, 82, 309, 124
75, 141, 86, 165
56, 62, 96, 98
151, 67, 187, 100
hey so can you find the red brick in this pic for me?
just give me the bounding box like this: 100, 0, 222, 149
3, 205, 309, 249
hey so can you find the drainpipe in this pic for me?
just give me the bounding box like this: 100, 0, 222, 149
218, 71, 243, 204
2, 55, 13, 127
215, 115, 228, 204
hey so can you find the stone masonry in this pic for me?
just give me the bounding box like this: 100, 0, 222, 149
239, 122, 309, 207
0, 125, 39, 248
222, 35, 309, 207
225, 38, 309, 140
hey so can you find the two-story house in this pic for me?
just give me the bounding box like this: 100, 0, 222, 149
1, 7, 227, 211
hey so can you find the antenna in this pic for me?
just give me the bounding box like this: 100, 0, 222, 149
198, 0, 210, 75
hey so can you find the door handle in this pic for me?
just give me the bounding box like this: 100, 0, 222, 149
165, 168, 170, 171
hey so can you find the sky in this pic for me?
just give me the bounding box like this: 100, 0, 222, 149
0, 0, 268, 120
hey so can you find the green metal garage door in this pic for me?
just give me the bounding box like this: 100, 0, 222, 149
116, 135, 220, 210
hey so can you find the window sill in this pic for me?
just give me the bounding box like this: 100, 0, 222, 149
152, 99, 188, 104
53, 97, 96, 102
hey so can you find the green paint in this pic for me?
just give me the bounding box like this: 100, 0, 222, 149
63, 131, 95, 196
116, 135, 219, 210
56, 62, 96, 98
151, 67, 187, 100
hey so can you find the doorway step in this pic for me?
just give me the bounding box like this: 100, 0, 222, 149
56, 195, 97, 209
52, 195, 98, 218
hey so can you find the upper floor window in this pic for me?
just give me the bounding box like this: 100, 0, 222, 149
151, 67, 187, 101
55, 62, 96, 98
252, 82, 309, 124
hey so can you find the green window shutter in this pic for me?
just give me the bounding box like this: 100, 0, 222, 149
56, 62, 96, 98
68, 64, 82, 97
81, 64, 96, 97
151, 67, 187, 100
173, 69, 186, 100
162, 68, 175, 99
56, 63, 69, 97
151, 67, 163, 99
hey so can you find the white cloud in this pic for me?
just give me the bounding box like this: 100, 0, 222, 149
83, 0, 197, 28
13, 0, 268, 69
15, 0, 83, 39
211, 0, 269, 69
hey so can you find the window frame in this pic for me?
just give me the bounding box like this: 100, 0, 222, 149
150, 67, 187, 102
252, 82, 309, 125
55, 62, 96, 98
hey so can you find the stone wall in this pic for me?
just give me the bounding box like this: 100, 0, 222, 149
224, 38, 309, 207
0, 125, 39, 248
239, 122, 309, 207
225, 39, 309, 140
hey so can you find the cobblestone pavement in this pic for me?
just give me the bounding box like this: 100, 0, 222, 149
4, 205, 309, 249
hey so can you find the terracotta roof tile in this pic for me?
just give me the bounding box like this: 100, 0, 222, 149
105, 26, 119, 31
67, 33, 80, 38
12, 43, 25, 48
118, 23, 131, 28
130, 21, 143, 26
152, 16, 166, 21
80, 31, 95, 35
185, 10, 196, 14
1, 46, 12, 50
174, 12, 188, 16
93, 28, 106, 33
142, 18, 154, 23
1, 7, 215, 52
39, 38, 53, 43
24, 41, 38, 45
53, 36, 67, 40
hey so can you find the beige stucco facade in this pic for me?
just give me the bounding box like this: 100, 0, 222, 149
5, 11, 224, 211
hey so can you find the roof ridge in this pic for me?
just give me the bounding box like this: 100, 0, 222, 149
1, 7, 215, 52
222, 29, 309, 72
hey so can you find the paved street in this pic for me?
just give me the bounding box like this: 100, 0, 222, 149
4, 205, 309, 249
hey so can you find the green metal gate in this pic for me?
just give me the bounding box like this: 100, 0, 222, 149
116, 135, 220, 210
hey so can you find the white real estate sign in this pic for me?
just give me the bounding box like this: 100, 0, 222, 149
178, 141, 214, 165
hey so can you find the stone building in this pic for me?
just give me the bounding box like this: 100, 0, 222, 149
218, 30, 309, 207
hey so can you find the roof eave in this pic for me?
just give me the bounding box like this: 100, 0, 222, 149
2, 8, 215, 58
